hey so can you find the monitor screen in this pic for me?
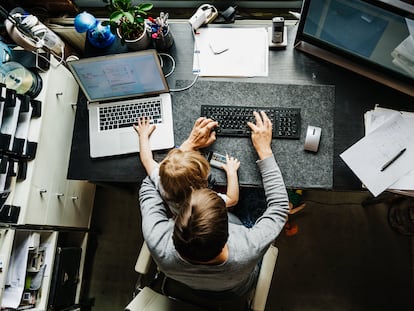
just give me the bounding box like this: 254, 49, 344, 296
295, 0, 414, 95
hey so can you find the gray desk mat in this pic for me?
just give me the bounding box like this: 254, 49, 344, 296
171, 80, 335, 189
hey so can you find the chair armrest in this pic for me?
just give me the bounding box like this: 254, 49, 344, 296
135, 241, 152, 275
251, 245, 279, 311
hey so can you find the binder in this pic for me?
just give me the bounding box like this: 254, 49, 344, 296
48, 247, 82, 310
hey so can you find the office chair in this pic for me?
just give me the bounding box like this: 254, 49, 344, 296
125, 242, 279, 311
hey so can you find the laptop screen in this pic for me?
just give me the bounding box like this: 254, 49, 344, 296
67, 50, 169, 102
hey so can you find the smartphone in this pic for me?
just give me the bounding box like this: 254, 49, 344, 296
206, 151, 227, 169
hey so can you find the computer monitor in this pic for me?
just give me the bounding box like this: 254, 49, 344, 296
295, 0, 414, 97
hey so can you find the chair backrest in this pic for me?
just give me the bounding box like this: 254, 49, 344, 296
125, 287, 207, 311
160, 273, 250, 310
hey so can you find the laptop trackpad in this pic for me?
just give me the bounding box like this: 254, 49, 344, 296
120, 132, 138, 151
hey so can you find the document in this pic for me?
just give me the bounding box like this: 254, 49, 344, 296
192, 27, 269, 77
340, 112, 414, 197
2, 233, 31, 308
391, 18, 414, 77
365, 107, 414, 192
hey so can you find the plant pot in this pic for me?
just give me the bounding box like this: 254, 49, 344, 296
117, 27, 151, 51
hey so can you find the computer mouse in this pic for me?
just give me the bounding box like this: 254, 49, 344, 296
304, 125, 321, 152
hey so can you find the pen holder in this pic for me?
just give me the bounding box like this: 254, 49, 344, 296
153, 28, 174, 51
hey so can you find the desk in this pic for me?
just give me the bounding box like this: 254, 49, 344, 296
67, 20, 414, 190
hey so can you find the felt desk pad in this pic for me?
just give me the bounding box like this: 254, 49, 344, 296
171, 80, 335, 189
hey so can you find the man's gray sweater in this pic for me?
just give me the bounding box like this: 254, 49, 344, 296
139, 155, 289, 295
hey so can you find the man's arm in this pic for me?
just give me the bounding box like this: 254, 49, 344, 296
247, 111, 289, 234
139, 177, 172, 252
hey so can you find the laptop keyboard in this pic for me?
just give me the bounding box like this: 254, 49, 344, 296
99, 99, 162, 131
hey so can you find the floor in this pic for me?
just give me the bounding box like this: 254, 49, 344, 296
81, 184, 414, 311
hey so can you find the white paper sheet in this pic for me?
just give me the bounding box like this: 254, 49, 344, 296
193, 27, 269, 77
2, 233, 30, 308
340, 112, 414, 197
391, 18, 414, 77
365, 107, 414, 191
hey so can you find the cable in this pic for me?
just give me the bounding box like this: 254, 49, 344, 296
170, 74, 199, 92
169, 23, 200, 92
157, 52, 175, 78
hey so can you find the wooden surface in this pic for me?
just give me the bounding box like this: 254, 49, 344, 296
68, 20, 414, 190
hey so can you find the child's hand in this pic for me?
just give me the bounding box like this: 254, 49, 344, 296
222, 154, 240, 174
133, 117, 156, 138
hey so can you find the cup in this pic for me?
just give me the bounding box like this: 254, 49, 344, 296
153, 27, 174, 51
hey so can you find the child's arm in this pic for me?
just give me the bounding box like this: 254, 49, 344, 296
221, 154, 240, 208
133, 117, 158, 176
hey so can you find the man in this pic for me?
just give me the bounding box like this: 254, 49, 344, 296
139, 111, 289, 296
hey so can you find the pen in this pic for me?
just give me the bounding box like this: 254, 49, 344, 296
380, 148, 406, 172
209, 44, 229, 55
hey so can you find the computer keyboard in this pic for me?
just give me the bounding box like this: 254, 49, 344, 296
99, 99, 163, 131
201, 105, 301, 139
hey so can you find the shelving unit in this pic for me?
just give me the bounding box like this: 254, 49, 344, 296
0, 55, 95, 310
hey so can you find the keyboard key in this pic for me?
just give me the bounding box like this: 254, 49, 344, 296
99, 99, 162, 131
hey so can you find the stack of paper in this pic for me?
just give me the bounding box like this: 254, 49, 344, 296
391, 18, 414, 78
192, 27, 269, 77
340, 107, 414, 197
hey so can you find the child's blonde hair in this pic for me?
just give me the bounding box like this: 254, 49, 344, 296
159, 148, 210, 205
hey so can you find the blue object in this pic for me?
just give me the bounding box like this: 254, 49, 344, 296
87, 22, 115, 48
0, 37, 12, 64
74, 11, 115, 48
74, 11, 97, 33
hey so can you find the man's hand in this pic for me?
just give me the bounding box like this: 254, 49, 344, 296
180, 117, 219, 151
133, 117, 156, 139
247, 111, 273, 160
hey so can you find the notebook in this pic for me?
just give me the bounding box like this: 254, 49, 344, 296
67, 50, 174, 158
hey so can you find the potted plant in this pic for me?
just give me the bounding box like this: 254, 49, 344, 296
103, 0, 153, 50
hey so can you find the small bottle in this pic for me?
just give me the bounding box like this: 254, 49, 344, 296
272, 17, 285, 44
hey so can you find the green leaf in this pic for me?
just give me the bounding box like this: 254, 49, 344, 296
135, 16, 144, 24
138, 3, 153, 12
109, 11, 124, 22
124, 11, 135, 23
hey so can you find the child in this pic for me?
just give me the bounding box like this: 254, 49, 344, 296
133, 117, 240, 216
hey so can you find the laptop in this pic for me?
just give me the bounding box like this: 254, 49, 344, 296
67, 50, 174, 158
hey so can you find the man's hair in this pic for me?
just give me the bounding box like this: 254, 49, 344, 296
159, 149, 210, 204
173, 188, 229, 263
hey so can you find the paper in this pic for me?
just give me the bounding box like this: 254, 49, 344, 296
365, 107, 414, 191
391, 18, 414, 77
2, 233, 31, 308
340, 112, 414, 197
193, 27, 269, 77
